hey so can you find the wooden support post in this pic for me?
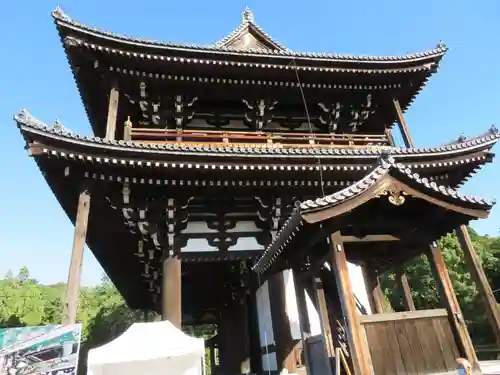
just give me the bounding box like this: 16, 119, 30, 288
238, 297, 251, 374
362, 267, 385, 314
315, 278, 335, 359
456, 224, 500, 347
330, 231, 372, 375
395, 266, 416, 311
385, 128, 396, 147
268, 271, 296, 374
392, 98, 415, 148
161, 254, 182, 328
105, 83, 119, 140
247, 279, 263, 374
209, 344, 216, 375
294, 272, 312, 371
62, 184, 91, 325
427, 244, 479, 368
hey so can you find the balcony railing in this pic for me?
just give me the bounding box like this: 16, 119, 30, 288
126, 128, 390, 148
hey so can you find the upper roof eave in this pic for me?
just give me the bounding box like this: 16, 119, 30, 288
52, 8, 448, 66
14, 109, 500, 162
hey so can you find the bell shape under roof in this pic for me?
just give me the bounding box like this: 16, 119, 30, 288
214, 7, 287, 51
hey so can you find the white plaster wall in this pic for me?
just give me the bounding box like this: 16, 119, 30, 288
281, 262, 371, 343
283, 270, 322, 339
180, 221, 264, 252
347, 262, 372, 315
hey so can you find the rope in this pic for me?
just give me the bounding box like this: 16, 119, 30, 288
290, 58, 326, 197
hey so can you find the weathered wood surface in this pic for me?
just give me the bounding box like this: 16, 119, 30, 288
361, 309, 460, 375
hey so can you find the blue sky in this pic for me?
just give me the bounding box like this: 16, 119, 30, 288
1, 0, 499, 285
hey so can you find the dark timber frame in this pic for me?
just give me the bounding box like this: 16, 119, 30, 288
13, 6, 500, 375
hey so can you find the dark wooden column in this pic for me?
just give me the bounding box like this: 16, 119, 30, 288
393, 98, 415, 148
362, 266, 385, 314
315, 277, 335, 359
247, 280, 263, 373
209, 344, 216, 375
329, 231, 372, 375
456, 225, 500, 347
294, 271, 312, 370
395, 266, 416, 311
62, 184, 91, 324
385, 128, 396, 147
427, 244, 479, 366
236, 297, 251, 374
268, 271, 296, 374
161, 254, 182, 328
105, 82, 119, 140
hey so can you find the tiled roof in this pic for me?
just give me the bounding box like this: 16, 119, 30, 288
52, 7, 447, 62
14, 109, 500, 160
300, 153, 495, 211
252, 153, 495, 274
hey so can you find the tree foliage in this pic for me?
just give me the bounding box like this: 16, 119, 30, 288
0, 269, 215, 373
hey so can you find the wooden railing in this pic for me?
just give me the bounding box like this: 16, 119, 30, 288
126, 127, 390, 148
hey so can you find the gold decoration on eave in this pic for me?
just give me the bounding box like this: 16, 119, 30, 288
380, 187, 407, 206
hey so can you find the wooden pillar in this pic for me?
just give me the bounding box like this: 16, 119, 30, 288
362, 267, 385, 314
315, 278, 335, 359
161, 254, 182, 328
427, 244, 479, 367
237, 297, 251, 374
329, 231, 372, 375
209, 345, 216, 375
395, 266, 416, 311
105, 83, 119, 140
247, 283, 263, 373
294, 271, 312, 371
268, 271, 296, 374
385, 128, 396, 147
393, 98, 415, 148
456, 224, 500, 347
62, 184, 91, 325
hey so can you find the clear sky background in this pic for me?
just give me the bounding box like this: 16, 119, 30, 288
1, 0, 499, 286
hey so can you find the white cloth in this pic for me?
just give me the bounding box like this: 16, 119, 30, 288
87, 321, 204, 375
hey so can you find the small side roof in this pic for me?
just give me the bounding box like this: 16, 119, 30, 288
253, 153, 495, 274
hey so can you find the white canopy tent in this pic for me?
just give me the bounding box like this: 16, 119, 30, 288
87, 321, 205, 375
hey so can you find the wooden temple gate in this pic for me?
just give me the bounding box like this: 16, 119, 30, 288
13, 6, 500, 375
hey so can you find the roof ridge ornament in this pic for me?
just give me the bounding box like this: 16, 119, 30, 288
53, 6, 71, 22
437, 40, 446, 49
377, 151, 395, 168
242, 7, 254, 23
489, 124, 499, 135
53, 118, 73, 134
